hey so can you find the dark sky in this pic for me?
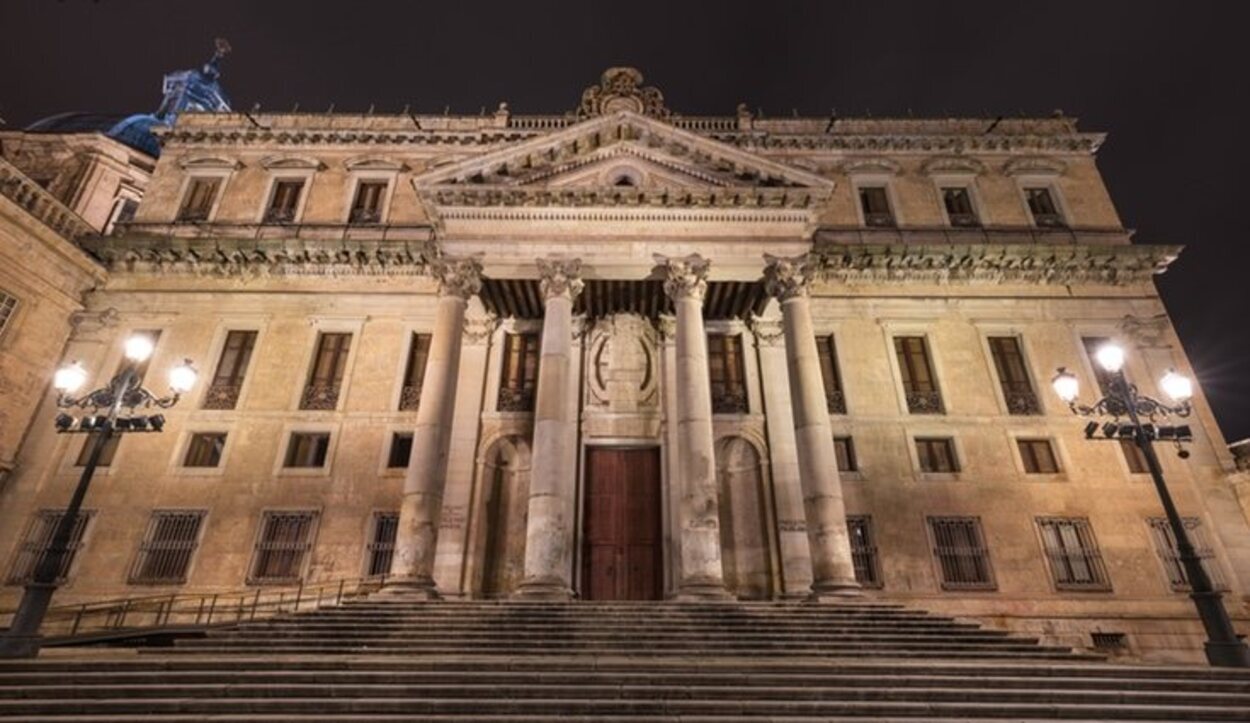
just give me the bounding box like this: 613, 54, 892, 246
3, 1, 1248, 441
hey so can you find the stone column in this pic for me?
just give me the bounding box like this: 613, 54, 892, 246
762, 253, 860, 599
515, 258, 584, 600
659, 254, 730, 600
389, 256, 482, 598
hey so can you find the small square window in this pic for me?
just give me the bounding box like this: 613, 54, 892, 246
388, 432, 413, 469
1017, 438, 1060, 474
1024, 186, 1065, 227
263, 179, 305, 224
284, 432, 330, 468
941, 187, 979, 227
184, 433, 227, 468
858, 186, 895, 227
916, 437, 959, 473
833, 436, 857, 473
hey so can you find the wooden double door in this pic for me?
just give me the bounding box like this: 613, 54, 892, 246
582, 447, 663, 601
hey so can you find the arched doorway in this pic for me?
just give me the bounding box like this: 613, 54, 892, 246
476, 436, 531, 597
716, 435, 775, 599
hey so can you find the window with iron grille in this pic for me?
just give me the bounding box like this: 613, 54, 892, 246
0, 290, 18, 340
263, 179, 305, 224
894, 336, 943, 414
285, 432, 330, 468
365, 512, 399, 577
177, 177, 222, 222
1081, 336, 1117, 396
1120, 438, 1149, 474
76, 432, 121, 467
1037, 517, 1111, 590
1147, 517, 1228, 591
1024, 186, 1065, 227
927, 516, 995, 590
987, 336, 1040, 415
816, 334, 846, 414
498, 332, 540, 412
846, 516, 881, 588
707, 333, 748, 414
858, 186, 895, 227
6, 509, 94, 585
916, 437, 959, 473
941, 186, 980, 227
301, 332, 352, 410
399, 333, 432, 411
249, 511, 318, 584
349, 180, 388, 224
834, 436, 857, 473
1018, 439, 1061, 474
130, 510, 206, 585
388, 432, 413, 468
183, 433, 227, 468
204, 330, 257, 410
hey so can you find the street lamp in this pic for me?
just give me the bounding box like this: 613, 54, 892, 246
1052, 342, 1250, 667
0, 335, 196, 659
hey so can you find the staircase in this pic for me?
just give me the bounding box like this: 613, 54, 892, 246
2, 598, 1249, 720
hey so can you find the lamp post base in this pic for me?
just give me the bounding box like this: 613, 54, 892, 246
0, 634, 42, 659
1205, 640, 1250, 668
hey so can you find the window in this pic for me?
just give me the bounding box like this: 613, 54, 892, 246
816, 334, 846, 414
987, 336, 1040, 415
76, 432, 121, 468
1024, 186, 1065, 227
707, 333, 748, 414
176, 177, 222, 222
6, 509, 94, 585
1120, 438, 1149, 474
941, 186, 980, 227
498, 332, 539, 412
249, 511, 318, 584
916, 437, 959, 473
1081, 336, 1117, 396
846, 516, 881, 588
263, 179, 305, 223
183, 432, 227, 468
285, 432, 330, 468
302, 332, 352, 410
1147, 517, 1228, 591
364, 511, 399, 577
834, 436, 857, 473
130, 510, 206, 585
388, 432, 413, 469
1018, 439, 1061, 474
927, 516, 995, 590
1037, 517, 1110, 590
204, 330, 257, 410
858, 186, 895, 227
113, 197, 139, 225
349, 180, 388, 224
894, 336, 943, 414
0, 290, 19, 339
399, 333, 432, 411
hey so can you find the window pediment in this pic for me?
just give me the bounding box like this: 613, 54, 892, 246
260, 155, 326, 171
921, 156, 986, 176
179, 155, 243, 171
345, 156, 408, 172
841, 157, 902, 176
1004, 156, 1066, 176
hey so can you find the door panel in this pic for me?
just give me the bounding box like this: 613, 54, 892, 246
583, 447, 661, 601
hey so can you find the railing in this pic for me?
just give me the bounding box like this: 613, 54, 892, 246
202, 383, 242, 410
0, 575, 388, 642
398, 384, 423, 411
711, 387, 749, 415
826, 389, 847, 415
300, 384, 341, 410
1002, 386, 1042, 415
0, 156, 96, 241
497, 386, 535, 412
905, 390, 945, 415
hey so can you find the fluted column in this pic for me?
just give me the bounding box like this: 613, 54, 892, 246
660, 254, 731, 600
515, 258, 584, 600
389, 256, 483, 598
763, 253, 861, 599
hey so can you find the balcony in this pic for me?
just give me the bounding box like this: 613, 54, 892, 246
905, 390, 944, 415
826, 389, 847, 414
497, 386, 534, 413
300, 384, 341, 411
1002, 384, 1042, 415
398, 384, 422, 412
202, 383, 242, 410
711, 387, 749, 415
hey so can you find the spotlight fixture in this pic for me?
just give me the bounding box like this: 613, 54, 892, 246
1083, 421, 1099, 439
1101, 422, 1119, 439
54, 414, 74, 432
148, 414, 166, 432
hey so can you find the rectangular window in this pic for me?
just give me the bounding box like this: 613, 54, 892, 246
204, 330, 257, 410
941, 186, 980, 227
498, 332, 540, 412
399, 333, 432, 411
263, 179, 305, 224
894, 336, 943, 414
707, 333, 748, 414
927, 516, 995, 590
183, 432, 227, 468
1025, 186, 1065, 227
388, 432, 413, 469
916, 437, 959, 473
846, 516, 881, 588
834, 436, 857, 473
6, 509, 94, 585
301, 332, 352, 410
130, 510, 206, 585
365, 511, 399, 577
177, 177, 222, 222
349, 180, 388, 224
0, 290, 18, 339
858, 186, 895, 227
1082, 336, 1117, 396
987, 336, 1040, 415
1147, 517, 1228, 591
76, 432, 121, 468
1120, 438, 1149, 474
816, 334, 846, 414
284, 432, 330, 468
248, 511, 318, 584
1018, 438, 1061, 474
1037, 517, 1111, 590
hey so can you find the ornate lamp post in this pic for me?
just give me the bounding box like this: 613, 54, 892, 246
1051, 342, 1250, 667
0, 335, 196, 659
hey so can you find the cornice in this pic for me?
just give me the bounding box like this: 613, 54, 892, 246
427, 185, 822, 211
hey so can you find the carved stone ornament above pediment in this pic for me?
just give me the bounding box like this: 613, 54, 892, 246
577, 67, 670, 119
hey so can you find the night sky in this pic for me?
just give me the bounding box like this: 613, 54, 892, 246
3, 2, 1247, 441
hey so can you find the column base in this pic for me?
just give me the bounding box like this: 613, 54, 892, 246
0, 634, 42, 659
805, 578, 863, 602
674, 580, 734, 602
512, 579, 574, 601
1205, 640, 1250, 668
378, 577, 441, 601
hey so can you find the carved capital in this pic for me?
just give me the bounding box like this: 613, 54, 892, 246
463, 314, 499, 345
656, 253, 710, 302
749, 313, 785, 347
762, 253, 816, 301
537, 257, 585, 301
432, 256, 483, 300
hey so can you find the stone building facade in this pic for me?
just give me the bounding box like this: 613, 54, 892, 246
2, 66, 1248, 662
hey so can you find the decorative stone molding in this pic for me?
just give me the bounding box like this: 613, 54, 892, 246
920, 156, 986, 176
462, 313, 499, 345
748, 314, 785, 347
0, 156, 95, 241
69, 307, 121, 336
1003, 156, 1067, 176
1120, 314, 1172, 349
657, 253, 711, 302
432, 255, 484, 300
762, 253, 816, 301
344, 156, 409, 172
577, 67, 670, 119
537, 257, 585, 301
259, 155, 326, 170
841, 157, 902, 176
178, 155, 244, 170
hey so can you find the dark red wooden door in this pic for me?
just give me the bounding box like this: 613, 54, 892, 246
583, 447, 662, 601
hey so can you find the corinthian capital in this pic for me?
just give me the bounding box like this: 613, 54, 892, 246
537, 257, 585, 301
656, 253, 710, 302
432, 256, 483, 300
762, 253, 816, 301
